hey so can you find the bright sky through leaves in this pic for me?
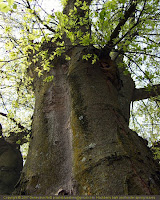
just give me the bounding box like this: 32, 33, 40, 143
42, 0, 62, 13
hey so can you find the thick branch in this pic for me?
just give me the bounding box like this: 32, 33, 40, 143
132, 84, 160, 101
106, 2, 137, 50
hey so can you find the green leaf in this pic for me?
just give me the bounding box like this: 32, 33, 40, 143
61, 0, 68, 6
65, 55, 71, 61
100, 10, 106, 20
16, 140, 21, 145
82, 53, 92, 61
7, 0, 14, 5
43, 75, 54, 82
13, 3, 17, 9
0, 3, 10, 12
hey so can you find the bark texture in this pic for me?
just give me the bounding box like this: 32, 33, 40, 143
13, 0, 160, 195
132, 84, 160, 101
14, 58, 73, 195
68, 47, 160, 195
15, 46, 160, 195
0, 138, 23, 194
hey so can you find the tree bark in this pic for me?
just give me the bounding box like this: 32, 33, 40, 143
0, 138, 23, 195
14, 57, 73, 195
14, 46, 160, 195
14, 0, 160, 196
132, 84, 160, 101
68, 47, 160, 195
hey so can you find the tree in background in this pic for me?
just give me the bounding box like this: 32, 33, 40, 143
0, 0, 160, 195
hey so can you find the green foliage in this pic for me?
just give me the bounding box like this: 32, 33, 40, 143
61, 0, 68, 7
43, 75, 54, 82
151, 145, 160, 162
0, 0, 15, 12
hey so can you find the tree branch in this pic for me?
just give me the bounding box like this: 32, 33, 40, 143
106, 2, 137, 50
26, 0, 56, 33
0, 112, 27, 130
0, 112, 31, 144
63, 0, 92, 15
132, 84, 160, 101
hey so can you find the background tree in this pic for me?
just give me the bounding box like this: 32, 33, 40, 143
0, 0, 160, 195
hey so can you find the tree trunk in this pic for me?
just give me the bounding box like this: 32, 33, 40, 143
14, 57, 73, 195
0, 138, 23, 195
67, 47, 160, 195
14, 46, 160, 195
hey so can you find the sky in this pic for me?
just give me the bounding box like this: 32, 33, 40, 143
42, 0, 62, 13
